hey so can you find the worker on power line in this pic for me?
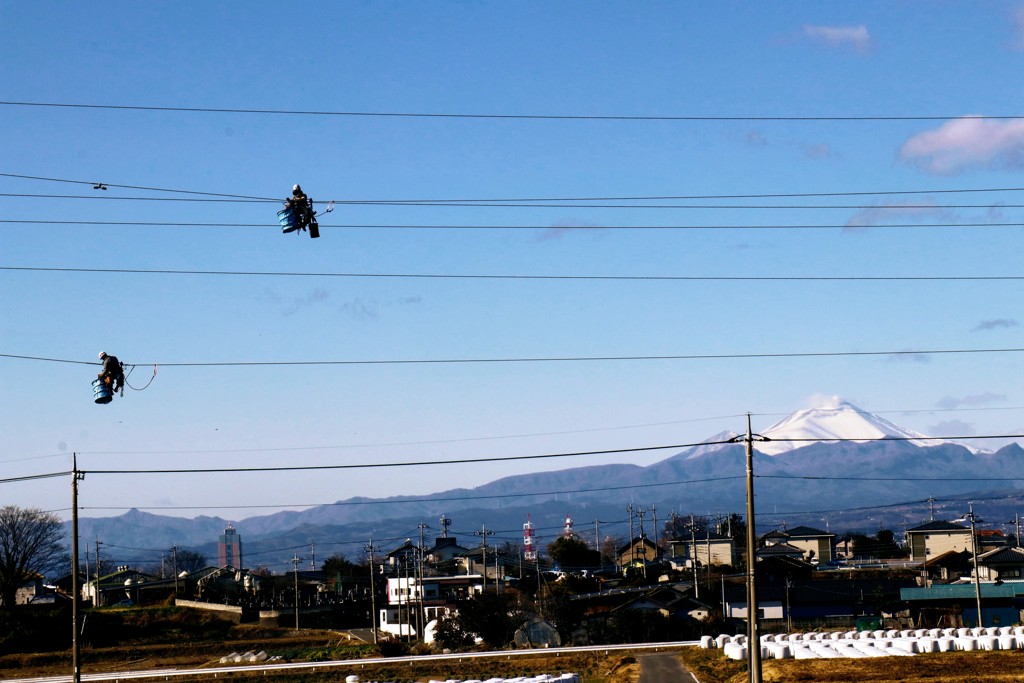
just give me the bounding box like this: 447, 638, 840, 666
278, 184, 319, 238
97, 351, 125, 397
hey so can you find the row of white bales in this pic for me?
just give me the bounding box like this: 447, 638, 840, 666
702, 626, 1024, 660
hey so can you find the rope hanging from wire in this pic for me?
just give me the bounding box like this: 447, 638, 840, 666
123, 364, 158, 391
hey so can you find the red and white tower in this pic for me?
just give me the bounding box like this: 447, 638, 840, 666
523, 514, 537, 562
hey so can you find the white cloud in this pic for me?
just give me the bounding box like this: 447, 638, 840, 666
934, 392, 1008, 410
928, 419, 976, 436
899, 117, 1024, 175
844, 199, 951, 230
973, 318, 1019, 332
802, 24, 872, 52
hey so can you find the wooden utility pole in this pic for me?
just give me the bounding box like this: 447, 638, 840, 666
71, 455, 83, 683
364, 540, 378, 644
475, 525, 494, 591
290, 555, 302, 631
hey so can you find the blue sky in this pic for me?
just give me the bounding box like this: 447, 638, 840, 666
3, 2, 1024, 522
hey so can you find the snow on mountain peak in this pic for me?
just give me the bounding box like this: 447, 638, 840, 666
756, 400, 930, 455
685, 397, 985, 459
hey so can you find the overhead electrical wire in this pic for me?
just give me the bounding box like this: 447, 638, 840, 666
3, 264, 1023, 282
2, 100, 1022, 121
4, 192, 1023, 210
9, 433, 1020, 482
5, 219, 1024, 231
76, 475, 746, 508
13, 404, 1016, 462
3, 171, 1024, 203
83, 440, 734, 475
5, 346, 1024, 369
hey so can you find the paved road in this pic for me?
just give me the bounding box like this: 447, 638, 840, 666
638, 653, 699, 683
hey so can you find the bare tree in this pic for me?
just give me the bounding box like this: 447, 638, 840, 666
176, 549, 207, 574
0, 506, 67, 608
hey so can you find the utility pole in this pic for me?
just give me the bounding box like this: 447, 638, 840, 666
417, 522, 428, 640
364, 539, 378, 644
594, 519, 601, 572
170, 546, 179, 597
627, 503, 635, 568
71, 455, 83, 683
475, 525, 494, 591
689, 515, 699, 600
1003, 511, 1019, 548
729, 414, 767, 683
651, 505, 658, 547
955, 504, 985, 628
94, 539, 103, 606
290, 555, 302, 631
310, 543, 316, 571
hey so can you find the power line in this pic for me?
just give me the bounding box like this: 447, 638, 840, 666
6, 265, 1024, 282
5, 347, 1024, 368
6, 219, 1024, 230
0, 471, 71, 484
4, 171, 1024, 203
5, 192, 1024, 210
30, 432, 1024, 478
2, 100, 1021, 121
77, 475, 746, 509
82, 440, 733, 475
8, 405, 1021, 462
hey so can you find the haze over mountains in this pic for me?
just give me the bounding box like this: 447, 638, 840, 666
73, 399, 1024, 571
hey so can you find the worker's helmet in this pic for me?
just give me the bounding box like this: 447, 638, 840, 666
99, 351, 107, 359
293, 184, 302, 192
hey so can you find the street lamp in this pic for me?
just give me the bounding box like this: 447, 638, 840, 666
953, 503, 984, 628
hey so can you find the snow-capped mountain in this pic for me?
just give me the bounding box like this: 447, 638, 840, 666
757, 399, 935, 455
687, 397, 985, 458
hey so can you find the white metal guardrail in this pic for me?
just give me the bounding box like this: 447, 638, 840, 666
1, 641, 699, 683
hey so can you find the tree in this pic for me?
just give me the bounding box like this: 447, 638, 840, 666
321, 553, 360, 578
452, 592, 529, 648
0, 506, 67, 609
176, 549, 207, 574
547, 536, 600, 572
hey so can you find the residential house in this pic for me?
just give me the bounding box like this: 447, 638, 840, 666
975, 546, 1024, 582
378, 574, 483, 637
783, 526, 837, 563
922, 550, 973, 584
13, 574, 45, 606
616, 537, 660, 569
83, 566, 162, 606
906, 520, 972, 562
755, 542, 805, 561
668, 531, 736, 568
385, 539, 420, 571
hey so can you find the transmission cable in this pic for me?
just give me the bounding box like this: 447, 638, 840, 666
2, 100, 1021, 121
5, 192, 1023, 210
4, 171, 1024, 203
5, 219, 1024, 230
3, 265, 1023, 282
5, 347, 1024, 368
81, 440, 732, 475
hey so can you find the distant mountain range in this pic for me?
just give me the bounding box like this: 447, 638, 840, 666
71, 400, 1024, 571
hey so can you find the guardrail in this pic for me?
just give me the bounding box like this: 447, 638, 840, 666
1, 641, 700, 683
